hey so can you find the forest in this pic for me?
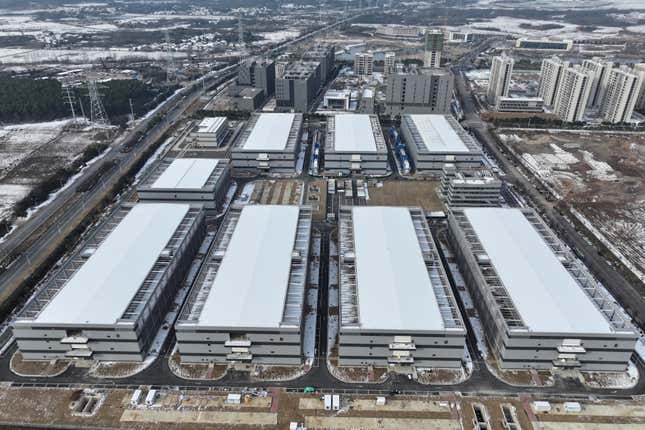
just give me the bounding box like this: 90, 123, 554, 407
0, 73, 176, 126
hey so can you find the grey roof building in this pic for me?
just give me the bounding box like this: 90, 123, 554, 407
448, 207, 637, 371
302, 44, 336, 85
337, 206, 466, 368
323, 114, 389, 176
13, 203, 206, 361
238, 58, 275, 97
137, 158, 230, 209
175, 205, 312, 365
231, 113, 303, 173
385, 68, 453, 115
276, 62, 321, 112
440, 165, 502, 207
400, 114, 482, 174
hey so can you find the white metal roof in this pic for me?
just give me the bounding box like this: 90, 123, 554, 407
197, 205, 300, 328
463, 207, 613, 334
151, 158, 220, 189
197, 117, 226, 134
409, 114, 470, 153
333, 114, 379, 152
35, 203, 190, 325
351, 206, 444, 331
242, 113, 296, 151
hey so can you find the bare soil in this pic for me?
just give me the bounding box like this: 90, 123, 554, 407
10, 352, 70, 377
367, 180, 443, 211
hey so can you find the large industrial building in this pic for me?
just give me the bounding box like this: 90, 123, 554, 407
337, 206, 466, 368
175, 205, 312, 365
400, 114, 482, 174
448, 207, 637, 371
323, 114, 389, 176
231, 113, 303, 173
13, 203, 206, 361
137, 158, 230, 209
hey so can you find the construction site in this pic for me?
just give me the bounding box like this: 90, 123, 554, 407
498, 130, 645, 285
0, 385, 644, 430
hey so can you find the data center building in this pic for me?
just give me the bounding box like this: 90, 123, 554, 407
13, 203, 206, 361
175, 204, 313, 365
448, 207, 637, 371
336, 206, 466, 368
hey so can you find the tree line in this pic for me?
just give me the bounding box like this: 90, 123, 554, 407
0, 73, 172, 125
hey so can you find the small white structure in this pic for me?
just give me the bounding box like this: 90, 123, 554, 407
563, 402, 582, 413
533, 401, 552, 412
332, 394, 340, 411
145, 390, 157, 406
226, 393, 242, 404
324, 394, 332, 410
130, 389, 142, 406
376, 396, 387, 406
193, 117, 228, 147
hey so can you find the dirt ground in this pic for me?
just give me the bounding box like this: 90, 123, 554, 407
245, 179, 304, 206
502, 130, 645, 278
168, 351, 228, 380
367, 180, 443, 211
2, 387, 645, 430
10, 352, 70, 377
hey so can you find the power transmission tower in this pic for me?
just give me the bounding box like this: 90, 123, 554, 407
62, 85, 78, 123
87, 78, 108, 126
165, 29, 177, 82
238, 13, 244, 47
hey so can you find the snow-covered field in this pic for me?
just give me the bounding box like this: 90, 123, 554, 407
471, 0, 645, 11
450, 16, 627, 39
0, 184, 30, 221
0, 120, 96, 223
0, 48, 186, 64
256, 30, 301, 45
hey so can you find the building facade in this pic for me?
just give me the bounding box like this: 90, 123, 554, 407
137, 158, 230, 209
13, 203, 206, 361
323, 114, 389, 176
175, 205, 312, 365
487, 54, 514, 106
538, 56, 569, 106
515, 38, 572, 51
337, 206, 466, 368
496, 96, 544, 113
275, 62, 321, 112
581, 57, 612, 108
354, 52, 374, 76
384, 52, 396, 75
600, 65, 643, 124
238, 59, 276, 97
385, 68, 453, 115
302, 44, 336, 85
441, 165, 502, 207
553, 65, 592, 123
231, 113, 303, 173
424, 29, 444, 68
400, 114, 482, 174
448, 207, 637, 371
192, 117, 228, 147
